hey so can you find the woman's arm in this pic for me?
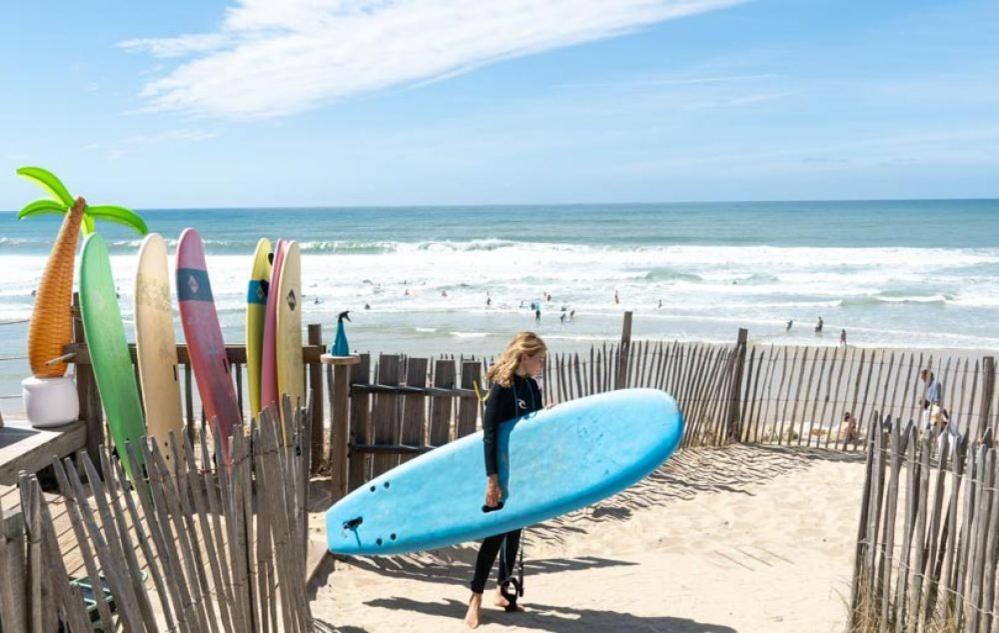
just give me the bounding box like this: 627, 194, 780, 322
482, 384, 503, 477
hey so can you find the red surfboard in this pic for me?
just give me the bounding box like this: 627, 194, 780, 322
260, 239, 284, 412
176, 228, 240, 462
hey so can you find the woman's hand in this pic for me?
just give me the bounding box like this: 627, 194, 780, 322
484, 475, 502, 508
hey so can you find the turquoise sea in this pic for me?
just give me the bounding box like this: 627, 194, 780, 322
2, 200, 998, 414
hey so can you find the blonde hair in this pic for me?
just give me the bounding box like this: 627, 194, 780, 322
486, 332, 547, 388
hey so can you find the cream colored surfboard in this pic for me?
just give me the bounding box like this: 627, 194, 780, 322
246, 238, 272, 419
276, 240, 304, 427
135, 233, 183, 464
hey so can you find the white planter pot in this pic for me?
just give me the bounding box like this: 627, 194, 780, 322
22, 375, 80, 428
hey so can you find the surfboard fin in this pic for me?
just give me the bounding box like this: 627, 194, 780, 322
343, 516, 363, 530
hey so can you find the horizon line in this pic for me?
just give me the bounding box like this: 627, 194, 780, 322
2, 196, 998, 214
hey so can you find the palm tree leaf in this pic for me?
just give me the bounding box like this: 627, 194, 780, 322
16, 166, 74, 207
86, 205, 148, 235
82, 214, 95, 235
17, 198, 67, 220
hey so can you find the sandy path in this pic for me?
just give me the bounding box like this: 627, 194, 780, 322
308, 445, 866, 632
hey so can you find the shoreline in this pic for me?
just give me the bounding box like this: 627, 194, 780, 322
1, 322, 995, 418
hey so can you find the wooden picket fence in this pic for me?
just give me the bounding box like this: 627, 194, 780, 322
0, 401, 312, 632
340, 330, 748, 491
739, 347, 997, 451
849, 416, 999, 632
333, 326, 999, 494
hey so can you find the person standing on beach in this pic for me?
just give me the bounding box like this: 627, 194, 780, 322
614, 290, 620, 305
534, 307, 541, 322
840, 329, 847, 346
465, 333, 548, 629
815, 316, 823, 333
921, 369, 942, 406
920, 369, 943, 433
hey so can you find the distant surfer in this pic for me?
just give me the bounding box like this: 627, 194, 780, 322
815, 316, 823, 333
657, 299, 662, 309
534, 308, 541, 322
840, 329, 847, 346
442, 290, 448, 298
786, 319, 793, 331
614, 290, 620, 305
465, 332, 548, 628
569, 309, 575, 321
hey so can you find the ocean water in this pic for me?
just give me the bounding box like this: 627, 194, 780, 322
1, 200, 998, 413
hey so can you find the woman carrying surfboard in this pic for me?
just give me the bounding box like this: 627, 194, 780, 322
465, 332, 547, 629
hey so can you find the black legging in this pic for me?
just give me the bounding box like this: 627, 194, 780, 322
470, 528, 521, 594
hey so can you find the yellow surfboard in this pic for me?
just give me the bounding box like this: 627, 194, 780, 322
134, 233, 183, 465
246, 238, 272, 418
276, 241, 304, 427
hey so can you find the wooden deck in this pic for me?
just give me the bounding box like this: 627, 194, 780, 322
0, 418, 86, 485
1, 476, 156, 583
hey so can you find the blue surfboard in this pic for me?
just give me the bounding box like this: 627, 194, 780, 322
325, 388, 682, 556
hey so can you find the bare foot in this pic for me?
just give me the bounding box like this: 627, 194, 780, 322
465, 593, 483, 629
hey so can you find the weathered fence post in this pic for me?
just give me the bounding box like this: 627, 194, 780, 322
71, 292, 103, 474
323, 353, 360, 501
726, 328, 748, 442
347, 354, 371, 491
456, 360, 481, 437
308, 324, 324, 473
979, 356, 995, 440
615, 311, 633, 390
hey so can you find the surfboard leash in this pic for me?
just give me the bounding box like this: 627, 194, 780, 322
499, 530, 526, 611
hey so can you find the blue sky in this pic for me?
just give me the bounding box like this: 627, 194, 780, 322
2, 0, 998, 208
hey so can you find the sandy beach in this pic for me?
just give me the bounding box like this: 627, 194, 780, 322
307, 445, 866, 632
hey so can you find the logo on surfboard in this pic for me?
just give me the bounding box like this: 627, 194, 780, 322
176, 268, 213, 301
287, 289, 297, 311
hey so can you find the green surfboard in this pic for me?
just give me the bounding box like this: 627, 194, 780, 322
79, 233, 146, 478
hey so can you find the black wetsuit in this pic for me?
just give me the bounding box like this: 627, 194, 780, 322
470, 374, 543, 594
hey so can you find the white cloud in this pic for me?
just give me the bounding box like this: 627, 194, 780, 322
120, 33, 229, 59
121, 128, 221, 145
122, 0, 747, 119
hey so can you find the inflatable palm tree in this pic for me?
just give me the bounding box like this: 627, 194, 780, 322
16, 166, 146, 424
